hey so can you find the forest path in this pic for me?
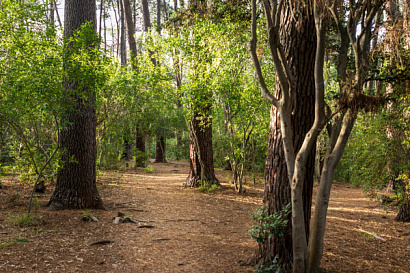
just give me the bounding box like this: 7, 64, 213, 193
0, 160, 409, 272
0, 160, 263, 273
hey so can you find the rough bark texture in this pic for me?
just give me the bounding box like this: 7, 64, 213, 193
396, 202, 410, 222
186, 109, 219, 187
255, 3, 316, 271
155, 136, 167, 163
48, 0, 104, 210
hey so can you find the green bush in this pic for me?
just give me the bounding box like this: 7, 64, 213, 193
133, 149, 147, 167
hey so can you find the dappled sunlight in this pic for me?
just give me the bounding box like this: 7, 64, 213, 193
328, 207, 385, 215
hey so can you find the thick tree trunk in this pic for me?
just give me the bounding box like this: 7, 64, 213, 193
254, 2, 316, 271
48, 0, 104, 210
186, 109, 219, 187
396, 201, 410, 222
154, 135, 167, 163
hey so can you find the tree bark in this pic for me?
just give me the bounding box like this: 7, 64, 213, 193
395, 0, 410, 223
48, 0, 104, 210
186, 109, 219, 187
123, 0, 138, 63
154, 135, 167, 163
254, 2, 316, 271
142, 0, 152, 31
157, 0, 161, 28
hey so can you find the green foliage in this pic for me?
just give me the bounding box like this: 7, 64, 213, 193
198, 183, 220, 193
249, 204, 291, 244
254, 257, 283, 273
133, 149, 148, 167
0, 239, 14, 251
7, 212, 40, 228
14, 238, 29, 243
81, 210, 91, 217
335, 103, 410, 205
0, 1, 62, 181
144, 165, 154, 173
249, 205, 290, 273
360, 232, 374, 241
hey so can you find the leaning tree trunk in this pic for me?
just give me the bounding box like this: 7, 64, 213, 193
48, 0, 104, 210
254, 2, 316, 271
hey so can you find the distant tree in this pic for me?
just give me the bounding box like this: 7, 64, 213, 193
47, 0, 104, 210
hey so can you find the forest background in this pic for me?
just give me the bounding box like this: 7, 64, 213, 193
0, 0, 410, 272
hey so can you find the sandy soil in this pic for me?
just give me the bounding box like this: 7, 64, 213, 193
0, 160, 409, 273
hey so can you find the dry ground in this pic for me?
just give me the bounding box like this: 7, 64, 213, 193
0, 160, 409, 273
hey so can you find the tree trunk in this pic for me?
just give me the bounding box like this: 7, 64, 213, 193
185, 0, 218, 187
98, 0, 103, 38
123, 0, 145, 166
123, 0, 138, 63
395, 0, 410, 222
135, 122, 146, 166
154, 135, 167, 163
49, 1, 55, 24
48, 0, 104, 210
142, 0, 152, 31
157, 0, 161, 28
119, 0, 127, 65
186, 109, 219, 187
396, 201, 410, 222
254, 2, 316, 271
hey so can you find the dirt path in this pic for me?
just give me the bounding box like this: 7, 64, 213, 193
0, 160, 409, 272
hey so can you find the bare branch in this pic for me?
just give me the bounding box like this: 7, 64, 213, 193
249, 0, 279, 107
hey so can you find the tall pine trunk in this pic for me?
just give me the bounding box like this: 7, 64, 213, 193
48, 0, 104, 210
254, 2, 316, 271
395, 0, 410, 223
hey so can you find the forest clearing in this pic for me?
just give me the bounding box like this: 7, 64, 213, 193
0, 160, 409, 273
